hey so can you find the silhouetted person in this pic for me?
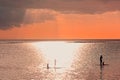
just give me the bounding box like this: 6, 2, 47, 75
100, 55, 103, 66
47, 63, 49, 69
54, 59, 56, 68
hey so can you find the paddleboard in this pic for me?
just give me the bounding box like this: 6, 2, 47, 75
96, 63, 109, 66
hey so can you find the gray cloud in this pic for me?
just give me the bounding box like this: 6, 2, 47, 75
0, 0, 120, 29
24, 9, 56, 24
0, 8, 25, 30
0, 8, 56, 30
1, 0, 120, 13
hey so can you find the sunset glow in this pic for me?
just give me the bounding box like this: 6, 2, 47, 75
0, 0, 120, 39
1, 1, 120, 80
0, 10, 120, 39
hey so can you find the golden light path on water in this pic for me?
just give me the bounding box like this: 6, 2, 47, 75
32, 41, 82, 70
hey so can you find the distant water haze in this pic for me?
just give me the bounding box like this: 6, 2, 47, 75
0, 40, 120, 80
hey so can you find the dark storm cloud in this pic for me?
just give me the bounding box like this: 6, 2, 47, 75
0, 0, 120, 29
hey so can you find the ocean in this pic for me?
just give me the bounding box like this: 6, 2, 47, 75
0, 40, 120, 80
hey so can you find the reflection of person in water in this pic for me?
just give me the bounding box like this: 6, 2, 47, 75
100, 55, 103, 66
100, 65, 103, 80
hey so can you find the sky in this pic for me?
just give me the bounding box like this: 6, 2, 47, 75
0, 0, 120, 39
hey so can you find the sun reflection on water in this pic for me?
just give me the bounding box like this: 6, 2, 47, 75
32, 41, 82, 70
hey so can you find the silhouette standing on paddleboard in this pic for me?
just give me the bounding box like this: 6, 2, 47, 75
54, 59, 56, 68
47, 63, 49, 69
100, 55, 103, 66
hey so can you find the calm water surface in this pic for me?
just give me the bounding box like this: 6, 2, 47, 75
0, 41, 120, 80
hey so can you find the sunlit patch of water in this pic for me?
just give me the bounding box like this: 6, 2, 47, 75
32, 41, 83, 72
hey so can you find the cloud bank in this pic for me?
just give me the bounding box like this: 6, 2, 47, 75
0, 8, 56, 30
0, 0, 120, 29
1, 0, 120, 13
0, 8, 25, 30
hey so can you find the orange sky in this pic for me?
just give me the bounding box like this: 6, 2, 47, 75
0, 10, 120, 39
